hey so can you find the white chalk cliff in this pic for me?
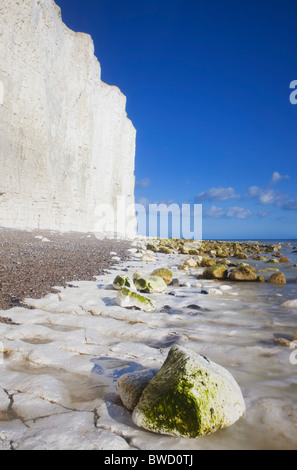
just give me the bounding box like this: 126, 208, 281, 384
0, 0, 136, 237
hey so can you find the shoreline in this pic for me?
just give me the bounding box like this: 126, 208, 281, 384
0, 233, 297, 449
0, 229, 132, 312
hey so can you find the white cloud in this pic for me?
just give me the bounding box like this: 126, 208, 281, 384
195, 187, 240, 202
204, 205, 252, 219
270, 171, 289, 185
226, 207, 252, 219
247, 186, 285, 205
204, 205, 225, 218
136, 178, 151, 188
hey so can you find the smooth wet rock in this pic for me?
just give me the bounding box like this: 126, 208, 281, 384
117, 369, 159, 411
201, 258, 216, 267
229, 264, 258, 282
116, 287, 155, 312
184, 258, 198, 268
132, 344, 245, 438
134, 276, 167, 293
279, 257, 290, 263
150, 268, 173, 285
268, 272, 286, 284
202, 264, 228, 280
281, 299, 297, 309
113, 275, 134, 290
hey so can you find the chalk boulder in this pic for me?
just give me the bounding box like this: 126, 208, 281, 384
132, 344, 245, 438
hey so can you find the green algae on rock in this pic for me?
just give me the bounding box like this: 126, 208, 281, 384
150, 268, 173, 285
113, 275, 134, 290
134, 275, 167, 293
202, 264, 228, 280
229, 264, 258, 282
132, 344, 245, 438
116, 287, 155, 313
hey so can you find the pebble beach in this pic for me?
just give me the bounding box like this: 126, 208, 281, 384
0, 231, 297, 450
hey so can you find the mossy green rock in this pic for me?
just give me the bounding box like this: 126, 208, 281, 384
134, 275, 167, 293
229, 264, 258, 281
132, 344, 245, 438
202, 264, 228, 280
116, 287, 155, 312
268, 272, 287, 284
113, 275, 134, 290
151, 268, 173, 285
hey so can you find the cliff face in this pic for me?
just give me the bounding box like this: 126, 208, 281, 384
0, 0, 136, 237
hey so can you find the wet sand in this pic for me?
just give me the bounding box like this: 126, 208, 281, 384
0, 229, 131, 312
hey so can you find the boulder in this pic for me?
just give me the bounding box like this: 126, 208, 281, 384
279, 257, 290, 263
236, 253, 248, 260
202, 264, 228, 280
229, 264, 258, 281
113, 275, 134, 290
134, 276, 167, 293
184, 258, 198, 268
146, 243, 158, 252
116, 287, 155, 312
151, 268, 173, 285
132, 344, 245, 438
268, 272, 286, 284
201, 258, 217, 268
117, 369, 159, 411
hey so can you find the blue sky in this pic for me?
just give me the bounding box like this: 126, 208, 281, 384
56, 0, 297, 239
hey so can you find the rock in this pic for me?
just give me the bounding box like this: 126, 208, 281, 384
292, 332, 297, 341
279, 257, 290, 263
150, 268, 173, 285
268, 273, 286, 284
188, 249, 199, 256
267, 259, 280, 264
202, 264, 228, 280
132, 344, 245, 438
177, 265, 189, 271
256, 276, 266, 283
207, 288, 223, 295
133, 272, 143, 280
229, 264, 258, 282
172, 278, 180, 287
236, 253, 248, 260
281, 299, 297, 309
116, 287, 155, 313
142, 253, 155, 262
275, 337, 292, 347
134, 276, 167, 293
184, 258, 198, 268
146, 243, 158, 252
201, 258, 217, 267
117, 369, 158, 411
113, 275, 134, 290
159, 246, 173, 254
0, 0, 136, 236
